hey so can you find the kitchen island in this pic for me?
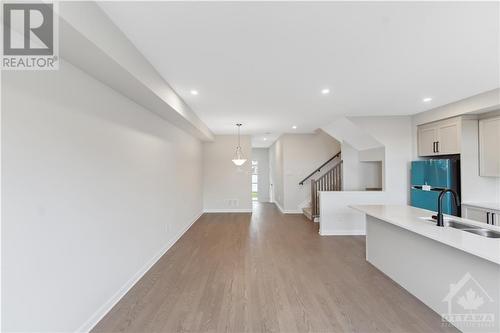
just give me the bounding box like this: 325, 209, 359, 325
351, 205, 500, 333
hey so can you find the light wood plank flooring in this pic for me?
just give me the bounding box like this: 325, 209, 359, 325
93, 203, 458, 333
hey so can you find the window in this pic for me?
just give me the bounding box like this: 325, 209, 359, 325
252, 160, 258, 201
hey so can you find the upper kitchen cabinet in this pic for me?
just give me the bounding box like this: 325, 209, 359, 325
417, 124, 438, 156
417, 117, 461, 156
479, 116, 500, 177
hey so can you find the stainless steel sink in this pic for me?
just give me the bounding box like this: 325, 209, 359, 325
461, 228, 500, 238
444, 220, 473, 230
419, 217, 500, 238
444, 220, 500, 238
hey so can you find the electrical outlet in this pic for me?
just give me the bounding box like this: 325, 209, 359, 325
226, 199, 239, 207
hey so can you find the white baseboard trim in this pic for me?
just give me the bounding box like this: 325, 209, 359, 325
203, 208, 252, 213
286, 209, 303, 214
273, 202, 302, 214
274, 201, 285, 213
77, 210, 203, 333
298, 198, 310, 210
319, 229, 366, 236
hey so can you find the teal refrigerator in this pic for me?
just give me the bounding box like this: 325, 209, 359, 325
410, 159, 460, 216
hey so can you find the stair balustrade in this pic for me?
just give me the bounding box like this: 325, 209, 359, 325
310, 160, 343, 217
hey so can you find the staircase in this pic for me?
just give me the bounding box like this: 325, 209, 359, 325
299, 152, 343, 221
302, 206, 313, 220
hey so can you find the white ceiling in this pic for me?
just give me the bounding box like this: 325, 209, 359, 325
99, 1, 499, 147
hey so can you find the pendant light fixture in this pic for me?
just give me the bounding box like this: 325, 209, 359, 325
232, 123, 247, 166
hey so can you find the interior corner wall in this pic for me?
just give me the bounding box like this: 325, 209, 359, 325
281, 132, 341, 212
412, 88, 500, 126
349, 116, 412, 202
461, 118, 500, 204
340, 142, 362, 191
202, 135, 252, 212
269, 132, 342, 213
320, 116, 413, 235
342, 144, 385, 191
1, 60, 204, 332
251, 148, 270, 202
269, 138, 284, 209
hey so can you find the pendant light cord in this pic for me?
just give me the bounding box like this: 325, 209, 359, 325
237, 123, 242, 148
232, 123, 246, 166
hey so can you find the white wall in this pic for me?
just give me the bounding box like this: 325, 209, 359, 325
320, 192, 388, 235
202, 136, 252, 212
341, 142, 362, 191
461, 118, 500, 204
359, 147, 385, 190
58, 2, 214, 141
282, 132, 341, 212
321, 116, 382, 150
1, 61, 204, 332
251, 148, 270, 202
269, 132, 341, 213
352, 116, 412, 201
360, 161, 383, 189
413, 88, 500, 126
269, 138, 284, 208
342, 143, 384, 191
320, 116, 413, 235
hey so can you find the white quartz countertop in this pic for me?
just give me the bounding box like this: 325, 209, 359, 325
462, 201, 500, 211
350, 205, 500, 265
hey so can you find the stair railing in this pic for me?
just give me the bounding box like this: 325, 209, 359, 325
311, 160, 343, 217
298, 152, 341, 185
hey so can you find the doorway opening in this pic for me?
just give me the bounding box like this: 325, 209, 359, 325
252, 160, 258, 201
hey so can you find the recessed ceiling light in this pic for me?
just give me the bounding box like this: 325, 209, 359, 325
263, 138, 268, 141
190, 90, 199, 95
292, 125, 297, 129
423, 97, 432, 102
321, 88, 330, 95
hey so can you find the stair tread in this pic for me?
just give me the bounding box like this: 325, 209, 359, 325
302, 207, 313, 221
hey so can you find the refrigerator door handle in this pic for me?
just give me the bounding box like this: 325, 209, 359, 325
436, 141, 439, 153
432, 142, 436, 153
486, 212, 490, 224
431, 187, 446, 192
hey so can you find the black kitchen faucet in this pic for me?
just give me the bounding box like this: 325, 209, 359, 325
436, 189, 460, 227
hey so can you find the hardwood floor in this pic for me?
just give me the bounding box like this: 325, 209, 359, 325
92, 203, 458, 333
